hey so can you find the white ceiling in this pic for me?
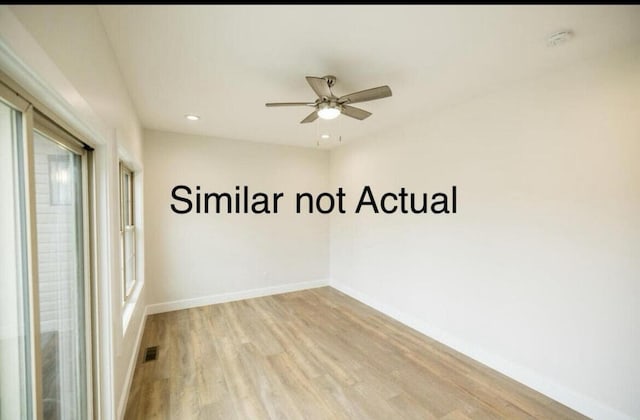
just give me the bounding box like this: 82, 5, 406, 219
97, 5, 640, 148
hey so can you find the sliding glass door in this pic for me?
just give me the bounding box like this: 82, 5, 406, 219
1, 80, 93, 420
33, 123, 89, 420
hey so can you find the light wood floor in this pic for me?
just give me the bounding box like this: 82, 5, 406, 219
124, 287, 586, 420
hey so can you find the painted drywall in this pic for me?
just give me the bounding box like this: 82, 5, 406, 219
8, 5, 142, 163
144, 129, 330, 305
0, 6, 145, 420
329, 44, 640, 419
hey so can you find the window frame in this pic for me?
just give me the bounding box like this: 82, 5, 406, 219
119, 162, 136, 301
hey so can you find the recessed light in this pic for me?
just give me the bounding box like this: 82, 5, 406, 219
547, 30, 573, 47
185, 114, 200, 121
321, 134, 330, 139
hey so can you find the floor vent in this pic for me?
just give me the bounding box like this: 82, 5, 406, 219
143, 346, 158, 363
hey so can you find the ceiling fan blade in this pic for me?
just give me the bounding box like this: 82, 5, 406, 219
339, 85, 392, 104
341, 105, 372, 120
306, 76, 332, 98
300, 110, 319, 124
266, 102, 315, 107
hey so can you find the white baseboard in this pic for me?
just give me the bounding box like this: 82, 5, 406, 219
116, 305, 148, 420
330, 280, 632, 420
146, 279, 330, 315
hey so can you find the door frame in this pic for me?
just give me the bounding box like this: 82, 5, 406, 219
1, 74, 97, 420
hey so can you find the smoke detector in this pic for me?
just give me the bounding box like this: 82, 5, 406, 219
547, 30, 573, 47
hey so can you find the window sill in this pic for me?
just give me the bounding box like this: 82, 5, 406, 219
122, 281, 143, 335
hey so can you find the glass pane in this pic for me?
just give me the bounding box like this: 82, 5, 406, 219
33, 131, 86, 420
0, 102, 31, 419
123, 171, 130, 226
123, 226, 135, 295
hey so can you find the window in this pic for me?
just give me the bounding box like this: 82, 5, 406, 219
120, 163, 136, 299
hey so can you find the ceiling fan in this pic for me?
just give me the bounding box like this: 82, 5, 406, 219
266, 75, 392, 123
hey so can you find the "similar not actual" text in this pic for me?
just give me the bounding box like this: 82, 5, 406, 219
170, 185, 458, 215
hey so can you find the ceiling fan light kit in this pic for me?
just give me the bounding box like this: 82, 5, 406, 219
317, 102, 342, 120
266, 75, 392, 124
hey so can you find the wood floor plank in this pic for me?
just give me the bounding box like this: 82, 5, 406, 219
142, 379, 170, 420
267, 352, 339, 419
213, 337, 271, 419
197, 400, 237, 420
239, 342, 305, 419
312, 374, 368, 420
386, 392, 440, 420
124, 287, 586, 420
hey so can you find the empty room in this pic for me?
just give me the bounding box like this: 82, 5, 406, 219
0, 5, 638, 420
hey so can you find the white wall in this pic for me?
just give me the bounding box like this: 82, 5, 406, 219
330, 44, 640, 420
7, 6, 143, 162
144, 130, 330, 307
0, 6, 145, 420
